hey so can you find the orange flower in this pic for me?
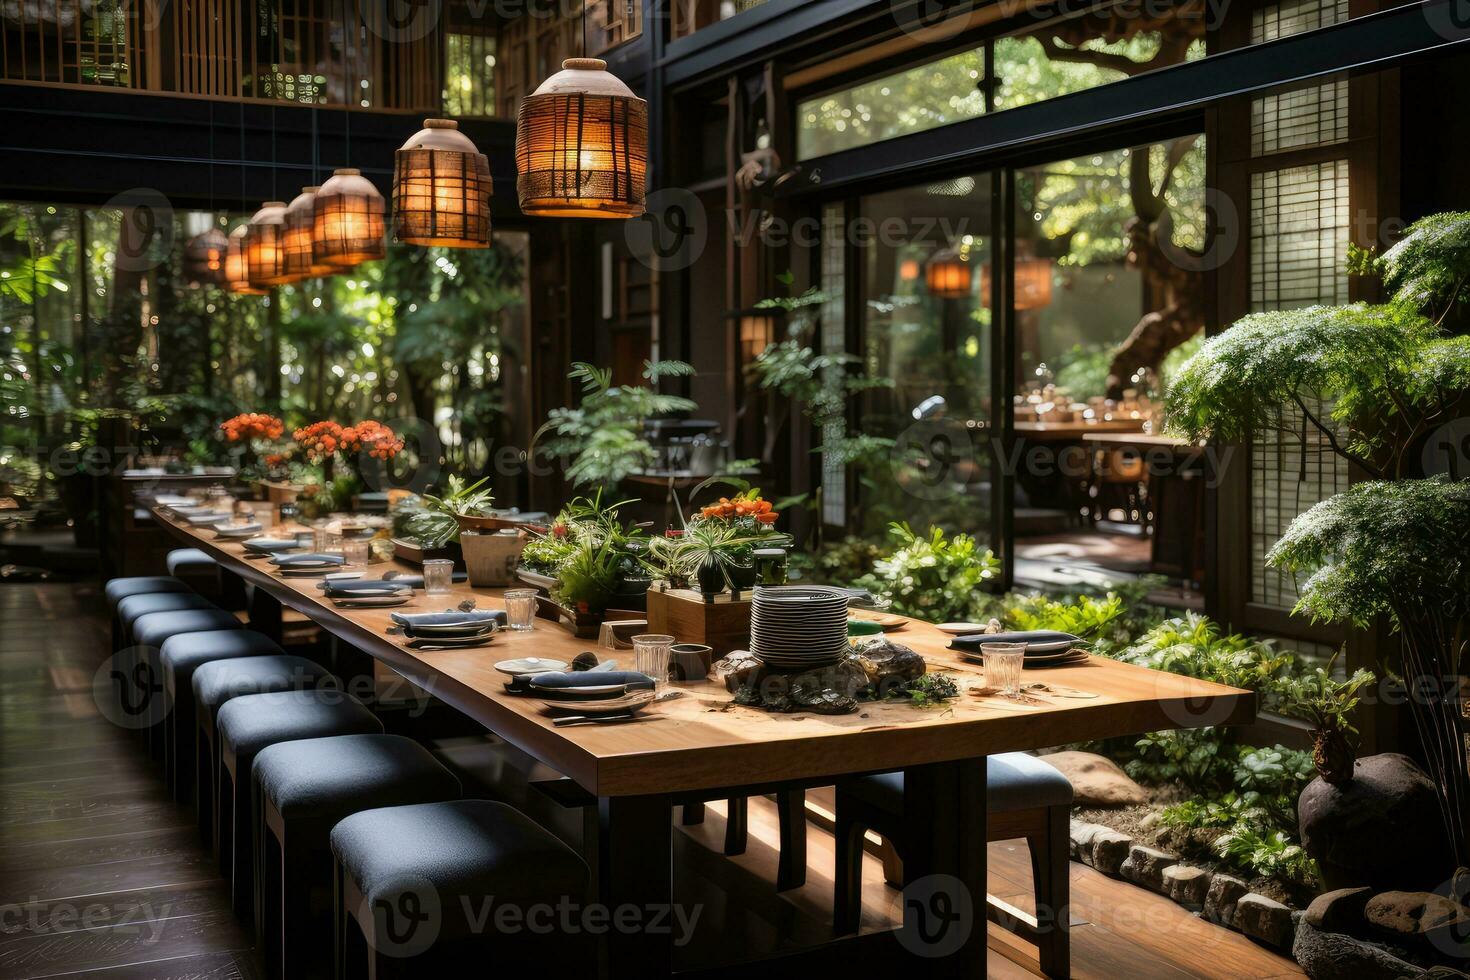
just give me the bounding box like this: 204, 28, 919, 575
220, 413, 284, 442
293, 421, 345, 464
340, 420, 404, 461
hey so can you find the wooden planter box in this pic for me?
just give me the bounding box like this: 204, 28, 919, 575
646, 588, 753, 656
390, 537, 460, 567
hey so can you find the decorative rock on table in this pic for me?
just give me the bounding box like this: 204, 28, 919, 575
716, 637, 930, 715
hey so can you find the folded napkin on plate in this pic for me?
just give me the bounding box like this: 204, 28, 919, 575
390, 610, 504, 628
320, 578, 412, 595
528, 670, 655, 691
376, 571, 469, 588
269, 552, 346, 567
948, 630, 1082, 651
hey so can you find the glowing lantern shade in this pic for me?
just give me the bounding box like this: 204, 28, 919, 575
979, 257, 1054, 311
225, 225, 267, 295
515, 58, 647, 219
925, 247, 971, 299
313, 168, 386, 267
283, 186, 336, 280
393, 119, 492, 248
245, 201, 293, 286
183, 228, 228, 286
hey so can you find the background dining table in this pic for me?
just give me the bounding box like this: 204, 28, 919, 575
153, 504, 1255, 979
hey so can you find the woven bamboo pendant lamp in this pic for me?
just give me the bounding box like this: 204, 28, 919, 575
313, 168, 386, 267
393, 119, 492, 247
283, 187, 335, 280
226, 225, 267, 295
245, 201, 293, 286
515, 58, 647, 219
183, 228, 228, 286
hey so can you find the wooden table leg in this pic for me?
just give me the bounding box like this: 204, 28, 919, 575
901, 759, 987, 979
598, 794, 674, 980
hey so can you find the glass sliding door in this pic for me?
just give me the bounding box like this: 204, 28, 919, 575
854, 173, 1001, 558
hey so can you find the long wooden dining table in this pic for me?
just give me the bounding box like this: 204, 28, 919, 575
153, 505, 1254, 979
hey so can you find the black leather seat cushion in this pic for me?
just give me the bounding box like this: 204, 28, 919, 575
117, 592, 217, 634
132, 608, 243, 650
193, 655, 329, 721
161, 630, 286, 703
167, 547, 220, 576
217, 690, 383, 761
846, 752, 1074, 815
256, 734, 460, 822
106, 576, 189, 608
331, 800, 589, 942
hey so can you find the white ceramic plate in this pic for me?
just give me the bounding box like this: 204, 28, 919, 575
936, 622, 992, 635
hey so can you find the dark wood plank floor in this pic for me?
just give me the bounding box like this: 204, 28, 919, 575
0, 582, 262, 980
1, 581, 1302, 978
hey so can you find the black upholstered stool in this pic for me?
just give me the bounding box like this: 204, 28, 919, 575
167, 547, 222, 598
331, 800, 592, 977
129, 607, 244, 757
253, 735, 461, 979
216, 690, 383, 924
106, 575, 190, 607
106, 576, 190, 649
161, 629, 287, 803
193, 655, 330, 848
115, 592, 218, 648
832, 753, 1074, 977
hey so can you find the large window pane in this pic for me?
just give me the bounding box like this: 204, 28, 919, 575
993, 2, 1205, 112
856, 176, 995, 542
798, 48, 986, 159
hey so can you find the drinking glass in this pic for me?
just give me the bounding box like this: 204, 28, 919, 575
341, 538, 370, 569
313, 525, 342, 555
984, 642, 1026, 699
632, 634, 675, 691
504, 589, 539, 631
422, 559, 454, 596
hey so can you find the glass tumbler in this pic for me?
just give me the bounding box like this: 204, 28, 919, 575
504, 589, 539, 631
313, 524, 342, 555
632, 634, 675, 691
341, 538, 370, 569
422, 559, 454, 596
983, 642, 1026, 699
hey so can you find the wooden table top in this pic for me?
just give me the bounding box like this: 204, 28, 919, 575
155, 507, 1253, 799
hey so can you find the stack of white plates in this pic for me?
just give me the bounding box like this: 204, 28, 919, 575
750, 586, 850, 669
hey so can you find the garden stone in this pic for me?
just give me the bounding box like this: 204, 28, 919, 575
1163, 864, 1211, 910
1039, 750, 1149, 806
1293, 920, 1426, 980
1120, 844, 1178, 893
1070, 819, 1109, 862
1090, 829, 1134, 876
1365, 891, 1470, 951
1299, 753, 1452, 893
1236, 892, 1295, 950
1204, 873, 1249, 927
1305, 887, 1374, 935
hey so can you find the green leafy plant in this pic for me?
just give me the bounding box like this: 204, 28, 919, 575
534, 360, 697, 487
1167, 209, 1470, 867
645, 516, 788, 594
402, 475, 496, 548
1006, 592, 1125, 641
854, 523, 1000, 622
1112, 613, 1295, 709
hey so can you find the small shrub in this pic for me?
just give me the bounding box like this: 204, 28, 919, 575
854, 523, 999, 623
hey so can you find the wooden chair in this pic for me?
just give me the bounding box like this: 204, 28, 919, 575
832, 753, 1073, 978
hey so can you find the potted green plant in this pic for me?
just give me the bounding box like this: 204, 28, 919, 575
1166, 210, 1470, 868
646, 518, 786, 602
1277, 655, 1376, 784
402, 476, 498, 547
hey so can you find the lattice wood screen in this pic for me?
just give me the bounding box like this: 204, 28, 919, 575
1243, 0, 1355, 611
3, 0, 442, 111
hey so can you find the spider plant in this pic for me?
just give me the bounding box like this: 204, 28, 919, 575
646, 518, 789, 597
402, 476, 496, 548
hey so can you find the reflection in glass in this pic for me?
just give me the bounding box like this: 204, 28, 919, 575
857, 175, 994, 542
